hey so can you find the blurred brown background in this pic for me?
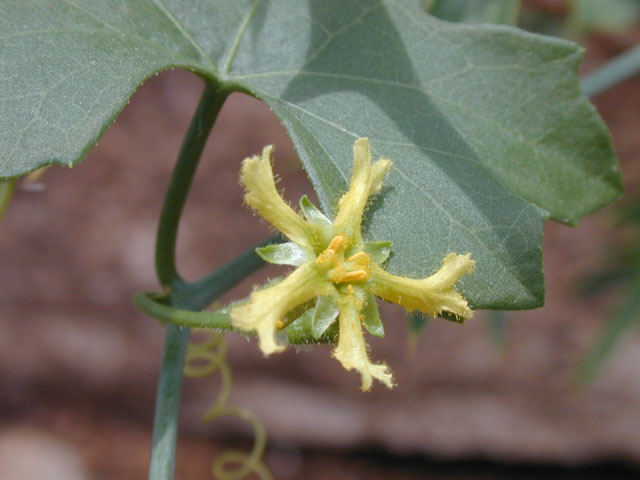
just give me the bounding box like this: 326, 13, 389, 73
2, 4, 640, 480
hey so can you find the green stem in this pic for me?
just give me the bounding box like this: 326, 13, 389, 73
134, 291, 334, 345
582, 43, 640, 97
149, 324, 190, 480
149, 82, 228, 480
134, 292, 233, 329
155, 83, 228, 287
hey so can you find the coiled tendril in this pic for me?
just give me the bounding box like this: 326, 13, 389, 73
184, 332, 272, 480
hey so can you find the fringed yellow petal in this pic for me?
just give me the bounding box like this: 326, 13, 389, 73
241, 146, 317, 249
231, 262, 326, 355
333, 294, 394, 391
370, 253, 475, 319
425, 253, 475, 290
333, 138, 371, 239
333, 138, 391, 246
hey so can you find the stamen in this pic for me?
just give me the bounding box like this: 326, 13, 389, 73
329, 234, 348, 252
317, 234, 372, 284
342, 269, 370, 282
317, 235, 350, 266
316, 248, 336, 265
347, 251, 370, 264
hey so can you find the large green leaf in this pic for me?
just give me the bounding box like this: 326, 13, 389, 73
0, 0, 621, 309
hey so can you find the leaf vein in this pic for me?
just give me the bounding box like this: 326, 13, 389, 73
222, 0, 262, 74
150, 0, 216, 70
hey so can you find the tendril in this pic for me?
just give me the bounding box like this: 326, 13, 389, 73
184, 331, 272, 480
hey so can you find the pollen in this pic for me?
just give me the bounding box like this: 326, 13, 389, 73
317, 234, 372, 284
342, 269, 370, 282
347, 251, 370, 265
329, 234, 347, 251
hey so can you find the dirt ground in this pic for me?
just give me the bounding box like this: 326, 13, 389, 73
1, 12, 640, 480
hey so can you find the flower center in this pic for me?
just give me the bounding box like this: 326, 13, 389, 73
316, 234, 371, 284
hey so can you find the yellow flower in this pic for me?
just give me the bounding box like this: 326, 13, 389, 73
231, 138, 474, 391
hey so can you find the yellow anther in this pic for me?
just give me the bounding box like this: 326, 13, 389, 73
342, 269, 370, 282
317, 235, 372, 284
276, 320, 285, 329
328, 234, 348, 252
316, 235, 351, 267
330, 266, 370, 284
316, 249, 334, 265
347, 251, 370, 265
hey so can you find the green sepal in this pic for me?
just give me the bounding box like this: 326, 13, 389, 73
311, 295, 340, 339
365, 241, 393, 265
255, 242, 310, 266
283, 305, 338, 345
300, 195, 332, 229
362, 294, 384, 337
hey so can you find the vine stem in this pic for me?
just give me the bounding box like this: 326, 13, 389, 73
150, 324, 190, 480
149, 82, 228, 480
155, 84, 227, 288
